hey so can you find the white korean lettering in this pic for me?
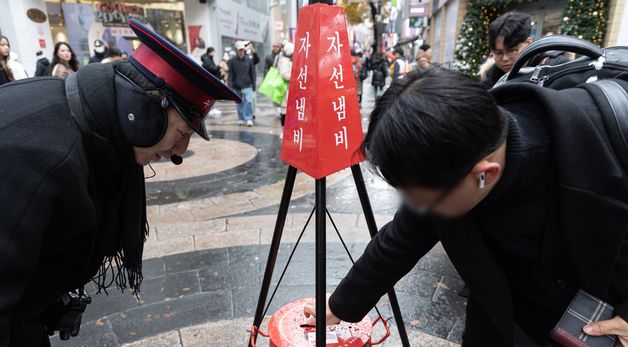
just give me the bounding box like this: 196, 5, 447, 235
334, 126, 348, 150
298, 65, 308, 90
298, 32, 311, 59
296, 97, 306, 121
329, 64, 344, 89
332, 96, 346, 121
293, 128, 303, 152
326, 31, 343, 58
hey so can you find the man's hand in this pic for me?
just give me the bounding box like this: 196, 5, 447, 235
303, 294, 341, 326
583, 315, 628, 346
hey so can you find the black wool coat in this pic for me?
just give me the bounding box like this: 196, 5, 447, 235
329, 83, 628, 346
369, 54, 388, 87
0, 77, 97, 346
0, 61, 147, 346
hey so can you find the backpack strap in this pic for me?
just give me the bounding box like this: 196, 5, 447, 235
581, 79, 628, 173
64, 73, 99, 293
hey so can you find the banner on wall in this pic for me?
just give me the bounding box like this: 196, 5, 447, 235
93, 2, 146, 26
188, 25, 202, 51
216, 0, 269, 43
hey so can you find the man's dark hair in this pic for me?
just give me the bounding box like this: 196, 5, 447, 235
488, 11, 532, 50
207, 47, 215, 54
419, 43, 431, 51
106, 47, 122, 58
394, 48, 405, 56
360, 69, 508, 189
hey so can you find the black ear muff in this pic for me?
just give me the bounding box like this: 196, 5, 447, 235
115, 73, 168, 147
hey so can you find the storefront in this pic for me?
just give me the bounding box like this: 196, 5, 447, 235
211, 0, 271, 73
0, 1, 49, 74
0, 0, 273, 76
45, 1, 187, 65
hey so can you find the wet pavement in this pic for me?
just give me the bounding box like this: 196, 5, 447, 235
50, 84, 466, 347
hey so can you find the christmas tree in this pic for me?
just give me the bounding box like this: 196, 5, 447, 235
452, 1, 505, 77
560, 0, 607, 45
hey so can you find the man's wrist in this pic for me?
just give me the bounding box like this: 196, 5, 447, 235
328, 292, 344, 321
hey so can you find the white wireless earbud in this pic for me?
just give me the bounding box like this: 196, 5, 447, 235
479, 172, 486, 189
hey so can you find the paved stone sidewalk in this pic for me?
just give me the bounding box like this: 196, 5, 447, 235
120, 318, 460, 347
51, 242, 466, 347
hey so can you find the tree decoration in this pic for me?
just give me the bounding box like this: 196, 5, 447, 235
560, 0, 607, 46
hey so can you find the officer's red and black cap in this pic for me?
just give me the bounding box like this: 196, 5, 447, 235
127, 18, 241, 140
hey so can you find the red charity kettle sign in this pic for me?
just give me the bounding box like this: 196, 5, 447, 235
280, 3, 365, 179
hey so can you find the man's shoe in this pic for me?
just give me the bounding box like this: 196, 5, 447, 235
238, 120, 245, 126
246, 120, 254, 127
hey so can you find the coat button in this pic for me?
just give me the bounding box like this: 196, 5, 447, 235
556, 278, 567, 288
128, 113, 135, 121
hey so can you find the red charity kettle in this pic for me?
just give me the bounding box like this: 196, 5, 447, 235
251, 298, 390, 347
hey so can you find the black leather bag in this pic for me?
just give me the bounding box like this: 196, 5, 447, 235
495, 35, 628, 175
499, 35, 628, 89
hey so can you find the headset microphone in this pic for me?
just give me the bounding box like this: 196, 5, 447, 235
171, 155, 183, 165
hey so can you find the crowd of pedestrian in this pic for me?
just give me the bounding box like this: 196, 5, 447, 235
0, 37, 136, 87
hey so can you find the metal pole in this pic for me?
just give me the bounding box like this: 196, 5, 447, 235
351, 165, 411, 347
250, 166, 298, 346
315, 178, 327, 347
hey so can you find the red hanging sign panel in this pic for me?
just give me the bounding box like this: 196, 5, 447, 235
281, 3, 365, 179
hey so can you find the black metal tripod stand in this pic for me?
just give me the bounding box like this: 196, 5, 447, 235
249, 164, 411, 347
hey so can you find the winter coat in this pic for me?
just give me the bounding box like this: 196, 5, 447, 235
51, 63, 76, 79
35, 57, 51, 77
227, 55, 256, 91
392, 57, 407, 80
0, 66, 8, 86
264, 52, 278, 76
275, 53, 292, 108
219, 60, 229, 83
330, 85, 628, 346
8, 53, 28, 80
201, 54, 220, 78
0, 62, 148, 346
370, 55, 388, 87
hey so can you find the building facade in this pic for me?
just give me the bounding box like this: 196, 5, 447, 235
0, 0, 271, 77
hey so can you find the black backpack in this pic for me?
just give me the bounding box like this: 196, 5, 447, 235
493, 35, 628, 173
499, 35, 628, 89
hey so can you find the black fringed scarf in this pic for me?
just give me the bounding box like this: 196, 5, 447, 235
72, 63, 148, 294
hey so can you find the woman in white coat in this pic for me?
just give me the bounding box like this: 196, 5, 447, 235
275, 41, 293, 126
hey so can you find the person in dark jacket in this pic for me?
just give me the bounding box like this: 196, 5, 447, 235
228, 41, 256, 127
264, 41, 282, 76
391, 48, 407, 80
88, 39, 107, 64
480, 11, 570, 89
100, 47, 123, 63
369, 51, 388, 102
35, 50, 51, 77
0, 19, 240, 347
244, 41, 260, 66
304, 69, 628, 346
201, 47, 221, 78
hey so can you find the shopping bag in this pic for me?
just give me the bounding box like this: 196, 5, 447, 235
259, 67, 288, 105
